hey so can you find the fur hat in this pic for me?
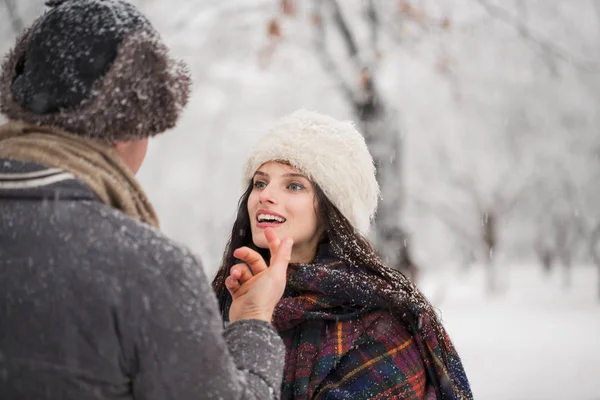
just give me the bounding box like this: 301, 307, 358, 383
243, 109, 380, 233
0, 0, 191, 142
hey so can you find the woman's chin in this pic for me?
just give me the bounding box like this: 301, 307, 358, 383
251, 235, 269, 250
251, 228, 287, 249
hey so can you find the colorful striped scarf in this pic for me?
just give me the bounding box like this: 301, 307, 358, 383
272, 246, 472, 400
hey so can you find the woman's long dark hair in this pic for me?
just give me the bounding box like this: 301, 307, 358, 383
212, 180, 455, 364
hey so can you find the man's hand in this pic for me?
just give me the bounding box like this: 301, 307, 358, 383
225, 228, 292, 323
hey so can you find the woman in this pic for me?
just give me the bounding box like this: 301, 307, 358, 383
213, 110, 472, 400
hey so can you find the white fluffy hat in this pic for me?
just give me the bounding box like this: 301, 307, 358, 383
243, 109, 380, 233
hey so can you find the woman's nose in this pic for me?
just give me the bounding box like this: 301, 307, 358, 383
258, 185, 277, 204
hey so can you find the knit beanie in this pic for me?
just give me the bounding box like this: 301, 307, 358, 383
243, 109, 380, 233
0, 0, 191, 142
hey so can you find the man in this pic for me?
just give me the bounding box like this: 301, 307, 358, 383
0, 1, 291, 399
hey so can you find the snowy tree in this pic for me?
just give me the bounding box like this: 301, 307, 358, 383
2, 0, 600, 296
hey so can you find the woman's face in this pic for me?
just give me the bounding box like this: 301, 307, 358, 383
247, 161, 323, 263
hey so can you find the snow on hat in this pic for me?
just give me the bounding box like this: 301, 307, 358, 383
0, 0, 191, 142
243, 109, 380, 233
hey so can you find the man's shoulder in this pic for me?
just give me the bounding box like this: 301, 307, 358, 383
79, 201, 201, 269
1, 183, 204, 281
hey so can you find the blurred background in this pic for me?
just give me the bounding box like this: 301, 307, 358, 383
2, 1, 600, 398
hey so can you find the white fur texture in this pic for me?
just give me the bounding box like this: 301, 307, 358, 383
243, 109, 380, 233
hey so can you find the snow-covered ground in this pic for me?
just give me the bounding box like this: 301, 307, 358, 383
422, 265, 600, 400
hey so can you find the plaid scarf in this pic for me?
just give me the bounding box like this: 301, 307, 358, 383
272, 245, 472, 400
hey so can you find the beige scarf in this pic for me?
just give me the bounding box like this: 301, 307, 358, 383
0, 121, 159, 228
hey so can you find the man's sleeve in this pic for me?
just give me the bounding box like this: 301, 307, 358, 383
128, 247, 285, 400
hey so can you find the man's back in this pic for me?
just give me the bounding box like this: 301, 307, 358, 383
0, 158, 285, 399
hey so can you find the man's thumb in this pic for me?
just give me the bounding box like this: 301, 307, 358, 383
271, 237, 293, 278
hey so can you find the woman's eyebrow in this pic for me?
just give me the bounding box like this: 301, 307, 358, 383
282, 173, 307, 179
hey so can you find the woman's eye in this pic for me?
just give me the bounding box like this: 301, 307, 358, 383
288, 182, 304, 191
253, 181, 267, 189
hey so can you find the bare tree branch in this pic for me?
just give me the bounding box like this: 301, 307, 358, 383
586, 221, 600, 301
515, 0, 528, 22
494, 185, 525, 215
3, 0, 25, 35
590, 222, 600, 259
448, 174, 484, 211
363, 0, 380, 69
309, 0, 413, 274
382, 21, 429, 51
490, 167, 528, 215
431, 146, 487, 211
327, 0, 361, 66
365, 0, 379, 47
474, 0, 599, 73
378, 4, 442, 53
312, 0, 355, 101
410, 196, 480, 245
314, 0, 383, 113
